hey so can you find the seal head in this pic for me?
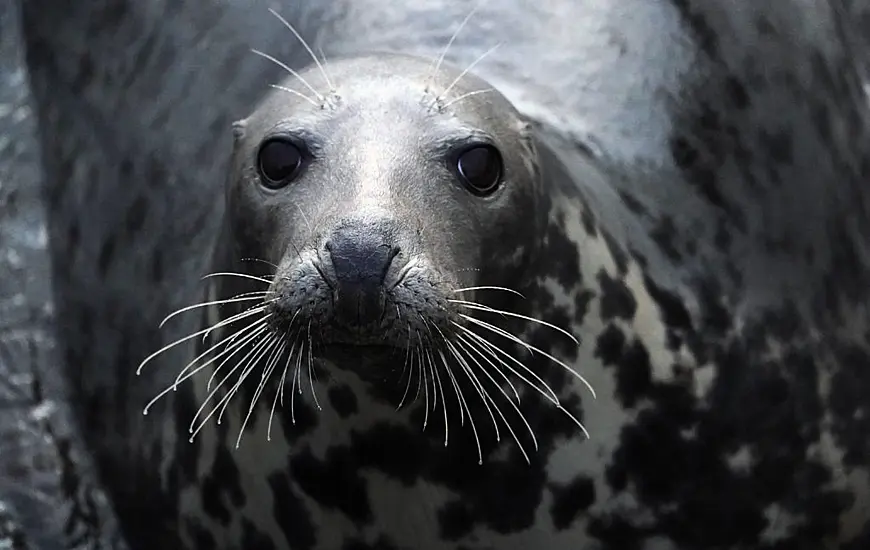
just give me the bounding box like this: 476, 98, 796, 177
224, 53, 544, 373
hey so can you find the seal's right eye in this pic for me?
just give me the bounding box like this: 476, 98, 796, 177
257, 138, 303, 188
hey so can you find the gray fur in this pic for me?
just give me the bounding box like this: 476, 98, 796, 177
5, 0, 870, 548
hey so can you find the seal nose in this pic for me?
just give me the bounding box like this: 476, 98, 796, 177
325, 219, 400, 326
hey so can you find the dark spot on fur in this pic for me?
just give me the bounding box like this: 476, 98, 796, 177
438, 500, 475, 540
601, 230, 629, 276
328, 384, 358, 418
124, 195, 148, 236
199, 445, 245, 525
574, 289, 594, 326
241, 518, 277, 550
671, 0, 719, 58
268, 471, 316, 550
184, 518, 217, 550
150, 250, 164, 283
642, 275, 692, 330
597, 270, 637, 322
580, 207, 598, 237
618, 190, 647, 215
595, 323, 626, 366
546, 215, 584, 287
97, 235, 116, 276
551, 475, 595, 530
290, 448, 372, 524
342, 536, 401, 550
724, 75, 750, 110
651, 216, 682, 261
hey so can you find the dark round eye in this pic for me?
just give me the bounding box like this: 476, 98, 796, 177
257, 138, 304, 188
456, 145, 503, 195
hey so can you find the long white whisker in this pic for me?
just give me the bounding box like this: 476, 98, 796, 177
193, 327, 273, 434
441, 88, 495, 109
290, 342, 305, 425
250, 49, 324, 101
236, 336, 284, 448
269, 340, 296, 441
453, 286, 526, 298
435, 43, 502, 105
460, 313, 596, 399
445, 338, 498, 446
450, 300, 579, 345
181, 315, 266, 389
159, 293, 270, 328
439, 347, 483, 462
206, 318, 271, 391
432, 350, 450, 447
137, 305, 267, 375
455, 333, 539, 455
453, 322, 558, 402
455, 341, 533, 464
142, 318, 268, 415
428, 0, 485, 84
269, 84, 319, 106
201, 271, 273, 285
306, 322, 322, 410
267, 8, 335, 92
456, 328, 521, 404
458, 324, 590, 439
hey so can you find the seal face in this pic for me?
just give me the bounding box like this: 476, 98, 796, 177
223, 53, 545, 380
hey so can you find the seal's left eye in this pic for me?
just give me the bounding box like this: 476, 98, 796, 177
455, 144, 503, 196
257, 138, 303, 188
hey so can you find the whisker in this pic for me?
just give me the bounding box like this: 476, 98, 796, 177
421, 346, 431, 430
236, 335, 284, 448
450, 300, 579, 345
413, 344, 424, 406
306, 321, 322, 411
142, 318, 268, 415
445, 338, 498, 443
434, 42, 502, 106
159, 293, 271, 328
441, 88, 495, 109
201, 271, 273, 285
457, 362, 532, 465
428, 0, 485, 86
267, 8, 335, 92
438, 347, 482, 462
455, 334, 539, 456
187, 331, 270, 440
453, 322, 558, 402
250, 49, 324, 101
451, 286, 526, 298
432, 350, 450, 447
458, 324, 590, 439
397, 326, 415, 410
460, 313, 596, 399
137, 305, 268, 375
269, 84, 319, 106
182, 315, 267, 390
290, 342, 305, 425
269, 339, 297, 441
214, 331, 277, 431
240, 258, 279, 269
193, 327, 273, 433
205, 318, 271, 392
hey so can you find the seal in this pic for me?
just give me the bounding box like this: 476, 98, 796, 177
15, 1, 870, 549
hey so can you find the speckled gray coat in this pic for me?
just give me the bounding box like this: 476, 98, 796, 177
3, 0, 870, 549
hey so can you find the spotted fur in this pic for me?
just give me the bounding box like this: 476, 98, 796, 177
10, 0, 870, 549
